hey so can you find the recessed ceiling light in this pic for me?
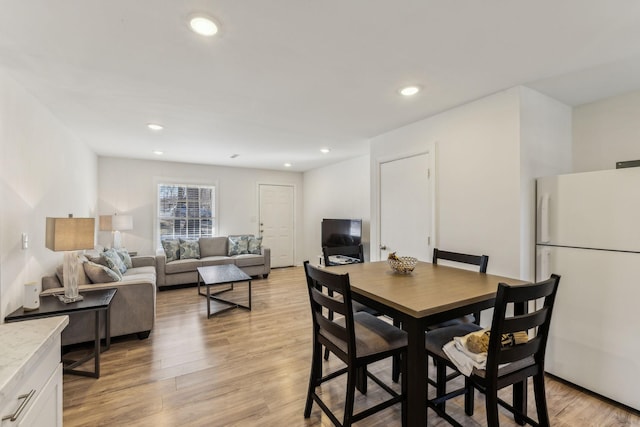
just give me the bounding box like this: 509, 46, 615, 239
153, 150, 164, 155
147, 123, 164, 131
189, 16, 218, 36
284, 163, 292, 168
399, 86, 420, 96
320, 148, 331, 154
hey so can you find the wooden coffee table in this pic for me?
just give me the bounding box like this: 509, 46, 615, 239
197, 264, 252, 318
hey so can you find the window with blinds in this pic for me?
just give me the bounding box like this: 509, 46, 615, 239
158, 184, 215, 240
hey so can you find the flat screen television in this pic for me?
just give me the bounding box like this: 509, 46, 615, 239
321, 219, 362, 248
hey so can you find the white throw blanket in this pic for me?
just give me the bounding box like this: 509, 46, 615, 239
442, 329, 488, 376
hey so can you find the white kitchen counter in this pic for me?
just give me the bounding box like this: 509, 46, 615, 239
0, 316, 68, 404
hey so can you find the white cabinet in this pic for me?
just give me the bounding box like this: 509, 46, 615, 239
0, 317, 67, 427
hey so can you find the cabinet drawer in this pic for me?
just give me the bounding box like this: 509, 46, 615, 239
1, 335, 60, 426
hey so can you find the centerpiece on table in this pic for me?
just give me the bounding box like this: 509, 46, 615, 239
387, 252, 418, 274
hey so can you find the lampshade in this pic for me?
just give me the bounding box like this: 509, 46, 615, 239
99, 214, 133, 231
45, 217, 95, 251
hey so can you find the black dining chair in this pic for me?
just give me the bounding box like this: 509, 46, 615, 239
431, 248, 489, 328
424, 274, 561, 426
392, 248, 489, 383
322, 244, 383, 362
303, 261, 408, 427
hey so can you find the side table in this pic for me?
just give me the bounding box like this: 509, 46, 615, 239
5, 288, 117, 378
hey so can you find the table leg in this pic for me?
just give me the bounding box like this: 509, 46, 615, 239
94, 309, 100, 378
104, 305, 111, 351
206, 282, 211, 318
404, 317, 427, 426
248, 280, 252, 310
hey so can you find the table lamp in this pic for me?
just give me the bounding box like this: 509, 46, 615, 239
99, 213, 133, 249
46, 216, 95, 303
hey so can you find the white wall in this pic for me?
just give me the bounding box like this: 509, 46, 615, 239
302, 155, 371, 263
519, 87, 572, 280
369, 87, 572, 279
0, 70, 97, 320
370, 88, 522, 277
573, 89, 640, 172
98, 157, 305, 264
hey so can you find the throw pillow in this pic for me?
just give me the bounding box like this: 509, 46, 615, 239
228, 235, 249, 256
161, 239, 181, 262
179, 239, 200, 260
55, 255, 90, 286
248, 236, 263, 254
115, 248, 133, 269
84, 261, 122, 283
102, 248, 127, 274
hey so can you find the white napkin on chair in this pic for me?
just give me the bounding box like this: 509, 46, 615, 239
442, 329, 488, 376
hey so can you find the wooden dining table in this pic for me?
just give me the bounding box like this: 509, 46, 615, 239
328, 260, 527, 426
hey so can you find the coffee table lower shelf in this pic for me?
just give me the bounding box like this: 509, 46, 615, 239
197, 265, 252, 318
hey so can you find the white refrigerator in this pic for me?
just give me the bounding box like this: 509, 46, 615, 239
536, 167, 640, 411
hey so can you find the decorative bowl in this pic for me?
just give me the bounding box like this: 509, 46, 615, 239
388, 256, 418, 274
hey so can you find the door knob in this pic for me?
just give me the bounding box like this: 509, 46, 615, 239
379, 245, 387, 250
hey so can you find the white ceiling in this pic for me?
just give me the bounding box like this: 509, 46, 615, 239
2, 1, 640, 172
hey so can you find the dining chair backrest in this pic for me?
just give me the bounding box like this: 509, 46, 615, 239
304, 261, 356, 363
484, 274, 561, 376
433, 248, 489, 273
323, 244, 365, 266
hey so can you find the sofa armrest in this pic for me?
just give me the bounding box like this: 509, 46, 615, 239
132, 255, 155, 268
155, 251, 167, 286
262, 247, 271, 271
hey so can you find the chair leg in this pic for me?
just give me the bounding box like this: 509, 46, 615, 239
485, 387, 499, 427
435, 360, 447, 410
343, 367, 357, 427
392, 354, 401, 383
323, 346, 330, 360
464, 376, 474, 416
304, 343, 322, 418
533, 373, 551, 427
401, 351, 408, 427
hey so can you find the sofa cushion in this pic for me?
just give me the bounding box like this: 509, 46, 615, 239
228, 235, 249, 256
179, 239, 200, 260
233, 254, 265, 267
84, 261, 122, 283
199, 237, 228, 257
165, 258, 202, 274
123, 266, 156, 277
161, 239, 181, 262
201, 256, 234, 267
248, 236, 263, 254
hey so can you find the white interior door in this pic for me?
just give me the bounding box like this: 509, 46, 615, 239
379, 153, 432, 261
259, 184, 294, 267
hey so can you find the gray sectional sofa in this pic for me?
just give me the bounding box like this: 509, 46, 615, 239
155, 235, 271, 288
41, 255, 156, 346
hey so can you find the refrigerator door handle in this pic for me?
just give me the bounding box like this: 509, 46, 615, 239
540, 193, 550, 243
540, 247, 551, 279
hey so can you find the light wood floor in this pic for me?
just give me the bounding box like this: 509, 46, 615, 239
63, 266, 640, 426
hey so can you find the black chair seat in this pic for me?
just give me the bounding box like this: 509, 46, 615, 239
424, 323, 483, 360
